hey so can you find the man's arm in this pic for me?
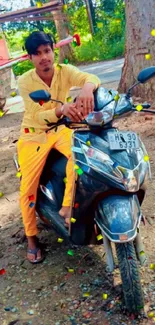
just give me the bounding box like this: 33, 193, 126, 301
18, 80, 85, 124
18, 80, 59, 125
66, 65, 101, 117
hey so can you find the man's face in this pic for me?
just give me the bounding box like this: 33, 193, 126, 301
29, 44, 54, 72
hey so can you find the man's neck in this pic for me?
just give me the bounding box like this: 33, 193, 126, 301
36, 66, 54, 87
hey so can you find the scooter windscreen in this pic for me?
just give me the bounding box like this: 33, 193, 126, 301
86, 88, 132, 126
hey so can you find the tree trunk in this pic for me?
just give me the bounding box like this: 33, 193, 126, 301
118, 0, 155, 102
53, 10, 76, 64
89, 0, 96, 30
85, 0, 94, 34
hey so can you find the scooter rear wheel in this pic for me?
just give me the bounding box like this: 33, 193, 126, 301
116, 241, 144, 313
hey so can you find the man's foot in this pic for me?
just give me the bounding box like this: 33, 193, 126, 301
27, 236, 44, 264
27, 247, 44, 264
59, 206, 71, 226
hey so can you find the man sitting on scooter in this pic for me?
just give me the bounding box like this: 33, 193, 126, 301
17, 31, 100, 263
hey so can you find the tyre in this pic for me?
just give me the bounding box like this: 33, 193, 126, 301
116, 241, 144, 313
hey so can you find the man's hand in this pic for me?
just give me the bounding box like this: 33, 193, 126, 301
63, 103, 84, 122
56, 103, 83, 122
76, 83, 95, 117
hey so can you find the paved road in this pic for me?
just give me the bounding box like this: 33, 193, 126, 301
6, 58, 124, 114
79, 58, 124, 84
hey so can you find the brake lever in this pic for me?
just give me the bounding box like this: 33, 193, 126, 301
46, 116, 88, 132
132, 108, 155, 114
139, 109, 155, 114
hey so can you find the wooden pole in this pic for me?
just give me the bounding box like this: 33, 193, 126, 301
85, 0, 94, 34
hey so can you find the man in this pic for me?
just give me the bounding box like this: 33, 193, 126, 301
18, 31, 100, 263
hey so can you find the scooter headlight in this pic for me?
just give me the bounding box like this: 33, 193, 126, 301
119, 167, 139, 192
81, 144, 124, 182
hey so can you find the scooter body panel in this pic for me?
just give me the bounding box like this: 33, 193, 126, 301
35, 126, 148, 246
95, 194, 141, 242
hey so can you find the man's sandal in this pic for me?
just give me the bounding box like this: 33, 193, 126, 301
27, 247, 45, 264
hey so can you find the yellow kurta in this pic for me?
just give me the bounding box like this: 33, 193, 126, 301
18, 63, 101, 143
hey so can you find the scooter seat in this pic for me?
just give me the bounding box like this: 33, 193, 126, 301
45, 149, 67, 177
40, 149, 67, 208
40, 149, 67, 186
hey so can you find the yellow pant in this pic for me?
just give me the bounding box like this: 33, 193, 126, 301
17, 128, 73, 237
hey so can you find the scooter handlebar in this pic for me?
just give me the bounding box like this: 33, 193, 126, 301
46, 101, 155, 132
133, 102, 151, 109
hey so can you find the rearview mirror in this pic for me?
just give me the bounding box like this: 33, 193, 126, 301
137, 66, 155, 83
29, 90, 51, 103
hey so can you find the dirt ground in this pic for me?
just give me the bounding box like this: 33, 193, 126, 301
0, 93, 155, 325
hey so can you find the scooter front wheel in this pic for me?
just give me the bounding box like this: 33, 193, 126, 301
116, 241, 144, 313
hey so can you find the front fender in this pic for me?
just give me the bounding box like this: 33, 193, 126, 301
95, 194, 142, 242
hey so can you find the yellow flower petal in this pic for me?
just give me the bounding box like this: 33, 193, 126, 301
71, 217, 76, 223
114, 94, 120, 101
150, 263, 155, 270
97, 22, 103, 28
57, 64, 62, 70
57, 238, 64, 243
0, 192, 4, 198
16, 171, 22, 178
86, 141, 91, 146
29, 127, 35, 133
63, 177, 68, 184
114, 114, 119, 119
67, 96, 72, 103
151, 29, 155, 37
74, 164, 79, 170
116, 19, 121, 24
145, 54, 152, 60
63, 4, 68, 12
68, 268, 74, 273
97, 234, 103, 241
144, 155, 149, 162
140, 251, 145, 256
102, 293, 108, 300
83, 292, 90, 297
36, 1, 43, 8
136, 105, 143, 111
11, 91, 17, 97
0, 110, 4, 118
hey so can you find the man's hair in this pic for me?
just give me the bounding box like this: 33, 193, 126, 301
25, 31, 54, 55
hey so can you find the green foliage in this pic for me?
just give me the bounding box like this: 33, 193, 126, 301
4, 31, 30, 53
65, 0, 125, 62
75, 37, 125, 63
12, 60, 34, 76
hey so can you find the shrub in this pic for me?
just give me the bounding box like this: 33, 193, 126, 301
12, 60, 34, 76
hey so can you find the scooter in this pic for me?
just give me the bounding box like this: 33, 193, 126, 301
14, 66, 155, 314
